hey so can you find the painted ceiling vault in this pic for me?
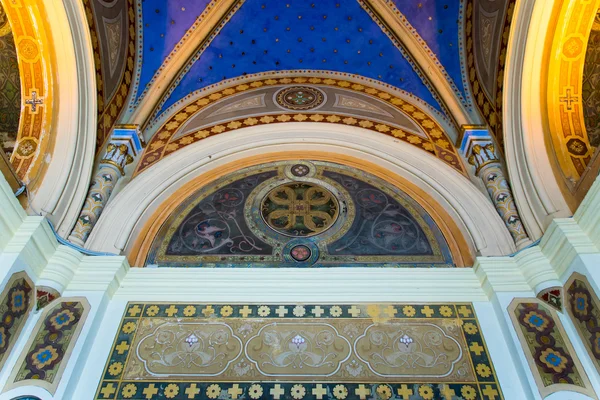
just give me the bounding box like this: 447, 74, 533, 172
81, 0, 518, 161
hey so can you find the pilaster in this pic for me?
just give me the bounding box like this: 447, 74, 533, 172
68, 125, 144, 246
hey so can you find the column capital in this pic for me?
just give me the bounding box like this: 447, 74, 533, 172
100, 125, 145, 175
458, 126, 501, 174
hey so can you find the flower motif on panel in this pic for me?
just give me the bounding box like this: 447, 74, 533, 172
9, 299, 89, 393
566, 272, 600, 374
509, 299, 595, 398
0, 272, 34, 370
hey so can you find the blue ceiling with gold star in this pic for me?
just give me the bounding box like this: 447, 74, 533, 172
137, 0, 213, 100
390, 0, 466, 98
134, 0, 471, 121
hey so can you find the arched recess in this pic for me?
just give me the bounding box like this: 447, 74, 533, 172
503, 0, 572, 240
135, 72, 465, 178
1, 0, 97, 237
515, 0, 600, 220
85, 123, 516, 260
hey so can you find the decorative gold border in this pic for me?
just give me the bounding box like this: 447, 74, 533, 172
545, 0, 600, 189
134, 76, 466, 177
128, 152, 474, 268
2, 0, 55, 186
95, 302, 503, 400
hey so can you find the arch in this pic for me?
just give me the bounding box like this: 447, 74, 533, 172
85, 123, 516, 260
134, 72, 466, 178
503, 0, 572, 239
0, 0, 98, 237
542, 0, 600, 208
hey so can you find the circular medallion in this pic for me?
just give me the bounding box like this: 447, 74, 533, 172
16, 138, 37, 157
276, 86, 324, 110
261, 182, 339, 237
291, 164, 310, 177
290, 245, 311, 262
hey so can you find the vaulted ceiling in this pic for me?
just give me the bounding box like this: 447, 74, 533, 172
85, 0, 515, 157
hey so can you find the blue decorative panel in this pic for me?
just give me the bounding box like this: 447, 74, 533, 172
157, 0, 444, 118
136, 0, 213, 100
389, 0, 467, 99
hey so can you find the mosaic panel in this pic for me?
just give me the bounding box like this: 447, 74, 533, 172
0, 272, 34, 371
508, 299, 595, 399
96, 302, 502, 399
5, 298, 90, 395
146, 161, 453, 268
566, 272, 600, 375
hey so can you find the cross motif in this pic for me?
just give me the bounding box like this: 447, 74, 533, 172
143, 384, 159, 399
482, 385, 499, 400
202, 305, 215, 317
270, 384, 285, 399
312, 384, 328, 399
440, 385, 455, 400
25, 90, 43, 113
384, 305, 397, 317
275, 306, 288, 317
165, 305, 178, 317
312, 306, 324, 317
239, 305, 252, 317
559, 88, 577, 111
100, 383, 117, 398
185, 384, 200, 399
128, 305, 142, 317
458, 305, 473, 318
115, 341, 130, 355
470, 341, 485, 356
228, 384, 243, 399
397, 384, 413, 399
349, 305, 361, 317
355, 384, 371, 399
421, 306, 435, 317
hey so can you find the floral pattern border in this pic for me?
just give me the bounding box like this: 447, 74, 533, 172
95, 302, 502, 400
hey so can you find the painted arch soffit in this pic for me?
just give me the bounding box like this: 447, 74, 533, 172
546, 0, 600, 193
135, 74, 466, 178
128, 0, 477, 128
83, 0, 136, 152
143, 160, 455, 268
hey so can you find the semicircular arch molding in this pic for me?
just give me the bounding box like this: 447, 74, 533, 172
85, 123, 516, 262
545, 0, 600, 206
135, 73, 466, 177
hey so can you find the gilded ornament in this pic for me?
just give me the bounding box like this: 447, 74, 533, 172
275, 86, 325, 110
